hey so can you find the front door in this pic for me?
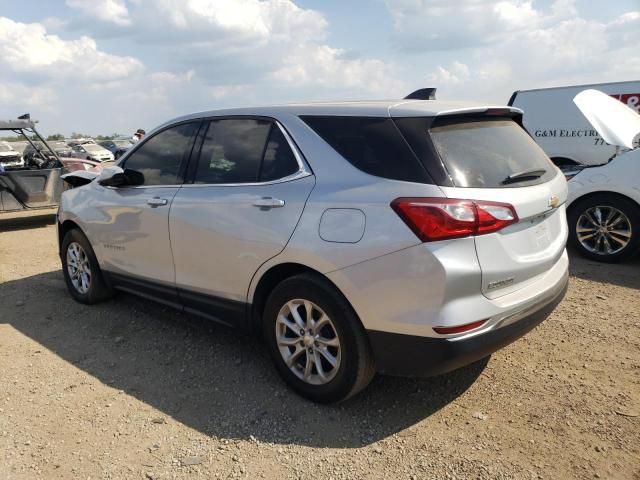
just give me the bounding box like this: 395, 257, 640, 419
169, 118, 315, 325
88, 121, 200, 299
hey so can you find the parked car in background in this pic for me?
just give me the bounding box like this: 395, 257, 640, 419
70, 143, 114, 162
58, 91, 568, 402
23, 141, 59, 167
50, 141, 73, 158
9, 141, 28, 155
509, 80, 640, 167
99, 139, 133, 159
565, 89, 640, 262
24, 140, 73, 163
0, 141, 25, 170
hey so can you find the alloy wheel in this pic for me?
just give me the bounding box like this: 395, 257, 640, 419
576, 205, 632, 255
275, 299, 341, 385
66, 241, 92, 294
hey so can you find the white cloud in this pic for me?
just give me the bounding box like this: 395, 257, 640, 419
424, 9, 640, 103
65, 0, 131, 26
271, 45, 405, 96
385, 0, 577, 51
0, 82, 57, 111
427, 61, 471, 85
208, 84, 248, 100
62, 0, 401, 98
0, 17, 143, 82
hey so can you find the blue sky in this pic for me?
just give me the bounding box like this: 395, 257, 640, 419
0, 0, 638, 136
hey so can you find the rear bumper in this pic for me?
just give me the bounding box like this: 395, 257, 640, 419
368, 274, 568, 377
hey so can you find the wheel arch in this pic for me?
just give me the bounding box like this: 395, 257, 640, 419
249, 262, 351, 336
58, 219, 84, 256
567, 190, 640, 215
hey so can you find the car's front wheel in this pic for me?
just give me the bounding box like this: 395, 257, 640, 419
263, 273, 375, 403
61, 229, 114, 304
568, 193, 640, 263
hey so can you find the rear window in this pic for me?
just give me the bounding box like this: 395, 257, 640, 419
300, 116, 430, 183
397, 117, 556, 188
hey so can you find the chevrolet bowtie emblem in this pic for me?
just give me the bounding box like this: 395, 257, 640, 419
548, 195, 560, 208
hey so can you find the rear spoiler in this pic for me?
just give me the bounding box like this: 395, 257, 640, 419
432, 106, 525, 127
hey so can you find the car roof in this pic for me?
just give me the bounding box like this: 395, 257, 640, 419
158, 99, 522, 130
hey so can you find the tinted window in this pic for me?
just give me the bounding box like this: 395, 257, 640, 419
195, 119, 271, 184
259, 125, 299, 181
427, 118, 556, 188
124, 123, 196, 186
300, 116, 430, 183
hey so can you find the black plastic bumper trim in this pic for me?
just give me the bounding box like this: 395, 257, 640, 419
367, 277, 568, 377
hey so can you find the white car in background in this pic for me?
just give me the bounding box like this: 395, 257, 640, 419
70, 142, 114, 162
566, 89, 640, 262
0, 141, 24, 169
0, 142, 24, 169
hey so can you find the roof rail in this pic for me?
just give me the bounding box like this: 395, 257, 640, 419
404, 88, 436, 100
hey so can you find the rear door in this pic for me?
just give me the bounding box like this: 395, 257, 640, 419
395, 115, 567, 299
169, 118, 314, 324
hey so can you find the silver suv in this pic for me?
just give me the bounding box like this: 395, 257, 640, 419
58, 95, 569, 403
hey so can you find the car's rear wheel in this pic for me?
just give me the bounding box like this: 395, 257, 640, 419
263, 273, 375, 403
568, 194, 640, 263
62, 229, 113, 304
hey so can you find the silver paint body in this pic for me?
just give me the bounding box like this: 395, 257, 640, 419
59, 99, 569, 339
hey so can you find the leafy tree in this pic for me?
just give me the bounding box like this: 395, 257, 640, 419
46, 133, 65, 141
70, 132, 91, 139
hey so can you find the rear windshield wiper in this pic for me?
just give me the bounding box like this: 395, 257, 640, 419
502, 168, 547, 184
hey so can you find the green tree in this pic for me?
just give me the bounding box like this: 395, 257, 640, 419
46, 133, 65, 141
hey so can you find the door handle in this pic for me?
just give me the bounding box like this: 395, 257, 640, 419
252, 197, 285, 209
147, 197, 168, 207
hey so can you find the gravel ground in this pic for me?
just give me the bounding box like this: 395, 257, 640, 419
1, 214, 639, 480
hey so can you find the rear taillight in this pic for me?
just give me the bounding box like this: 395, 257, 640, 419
391, 197, 518, 242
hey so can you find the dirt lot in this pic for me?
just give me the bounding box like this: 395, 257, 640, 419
1, 214, 639, 480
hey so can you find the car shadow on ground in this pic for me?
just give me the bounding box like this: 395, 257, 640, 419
0, 213, 56, 232
568, 248, 640, 290
1, 271, 486, 449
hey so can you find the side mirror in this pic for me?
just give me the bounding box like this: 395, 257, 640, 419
97, 166, 127, 187
97, 166, 144, 187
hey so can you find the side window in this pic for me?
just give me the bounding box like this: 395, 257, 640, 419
194, 119, 271, 184
259, 125, 299, 182
300, 116, 430, 183
123, 122, 197, 186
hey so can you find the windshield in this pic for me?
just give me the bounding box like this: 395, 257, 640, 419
428, 118, 557, 188
114, 140, 132, 147
53, 142, 69, 148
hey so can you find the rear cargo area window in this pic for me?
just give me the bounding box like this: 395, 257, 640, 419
300, 116, 430, 183
396, 117, 556, 188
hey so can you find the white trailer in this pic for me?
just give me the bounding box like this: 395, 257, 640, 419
509, 81, 640, 166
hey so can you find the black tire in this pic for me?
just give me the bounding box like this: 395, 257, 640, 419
61, 228, 114, 304
568, 193, 640, 263
263, 273, 375, 403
